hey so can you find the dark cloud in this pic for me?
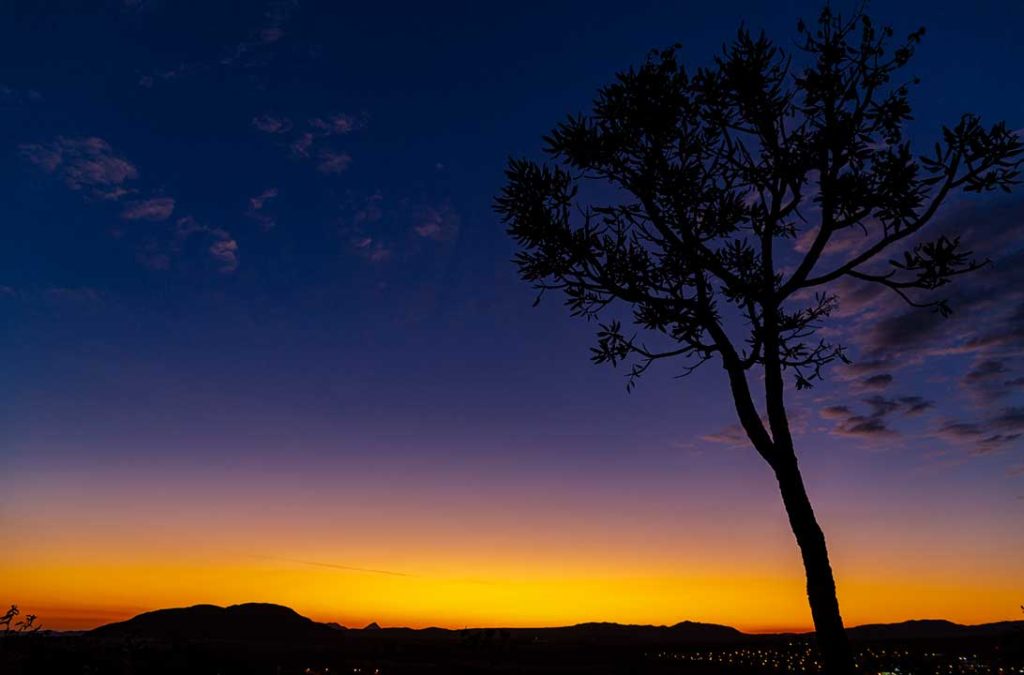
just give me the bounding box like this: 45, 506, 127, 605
937, 421, 984, 439
897, 396, 934, 415
934, 408, 1024, 455
822, 394, 936, 440
820, 405, 851, 419
834, 415, 893, 437
814, 194, 1024, 458
964, 359, 1009, 383
991, 406, 1024, 431
860, 373, 894, 390
863, 395, 901, 418
835, 196, 1024, 371
961, 358, 1021, 403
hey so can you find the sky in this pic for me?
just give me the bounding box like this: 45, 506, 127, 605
1, 0, 1022, 633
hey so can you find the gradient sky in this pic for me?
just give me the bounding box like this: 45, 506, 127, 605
1, 0, 1022, 633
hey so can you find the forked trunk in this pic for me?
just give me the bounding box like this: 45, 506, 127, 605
772, 449, 853, 675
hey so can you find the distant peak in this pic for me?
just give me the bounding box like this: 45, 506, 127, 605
363, 622, 381, 630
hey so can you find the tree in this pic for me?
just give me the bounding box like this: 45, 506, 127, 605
1, 605, 42, 635
494, 6, 1021, 674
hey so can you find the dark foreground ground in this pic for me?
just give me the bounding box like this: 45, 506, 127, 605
3, 629, 1022, 675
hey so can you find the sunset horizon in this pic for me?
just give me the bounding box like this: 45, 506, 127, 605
2, 1, 1022, 673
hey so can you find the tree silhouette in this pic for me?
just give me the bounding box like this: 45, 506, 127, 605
495, 6, 1021, 674
1, 605, 42, 635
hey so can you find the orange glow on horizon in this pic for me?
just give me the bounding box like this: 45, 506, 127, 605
5, 448, 1021, 634
5, 551, 1021, 633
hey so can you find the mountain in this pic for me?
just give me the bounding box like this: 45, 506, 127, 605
846, 619, 1024, 641
87, 603, 1023, 645
89, 603, 340, 642
544, 620, 744, 644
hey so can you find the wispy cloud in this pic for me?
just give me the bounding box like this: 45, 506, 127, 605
820, 395, 935, 441
121, 196, 175, 221
413, 203, 460, 241
0, 83, 43, 107
251, 554, 414, 578
254, 109, 364, 173
316, 150, 351, 174
252, 114, 293, 134
138, 1, 300, 87
309, 113, 358, 135
700, 423, 748, 446
21, 136, 138, 200
247, 188, 279, 230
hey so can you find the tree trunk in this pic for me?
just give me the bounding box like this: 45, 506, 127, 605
772, 449, 853, 675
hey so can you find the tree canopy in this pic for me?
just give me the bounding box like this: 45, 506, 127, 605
496, 8, 1021, 399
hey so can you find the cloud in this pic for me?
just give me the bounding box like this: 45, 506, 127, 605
934, 419, 1023, 456
289, 132, 314, 157
960, 357, 1021, 403
138, 1, 300, 87
859, 373, 893, 390
700, 423, 748, 446
208, 236, 240, 274
931, 405, 1024, 455
812, 194, 1024, 455
221, 0, 300, 66
820, 405, 851, 419
842, 200, 1024, 369
21, 136, 138, 200
991, 406, 1024, 432
821, 394, 934, 440
121, 197, 175, 221
257, 110, 363, 171
353, 192, 383, 227
0, 83, 42, 107
964, 359, 1010, 383
139, 216, 240, 274
339, 191, 462, 266
179, 217, 240, 274
898, 396, 934, 415
414, 203, 460, 241
309, 113, 358, 135
316, 150, 351, 174
247, 188, 279, 230
252, 114, 293, 134
351, 236, 392, 263
833, 415, 894, 438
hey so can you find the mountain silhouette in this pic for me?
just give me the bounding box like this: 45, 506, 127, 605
86, 603, 1023, 645
552, 620, 743, 644
88, 603, 339, 642
846, 619, 1024, 641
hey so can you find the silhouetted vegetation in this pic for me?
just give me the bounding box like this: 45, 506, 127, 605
495, 5, 1021, 674
1, 605, 42, 635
